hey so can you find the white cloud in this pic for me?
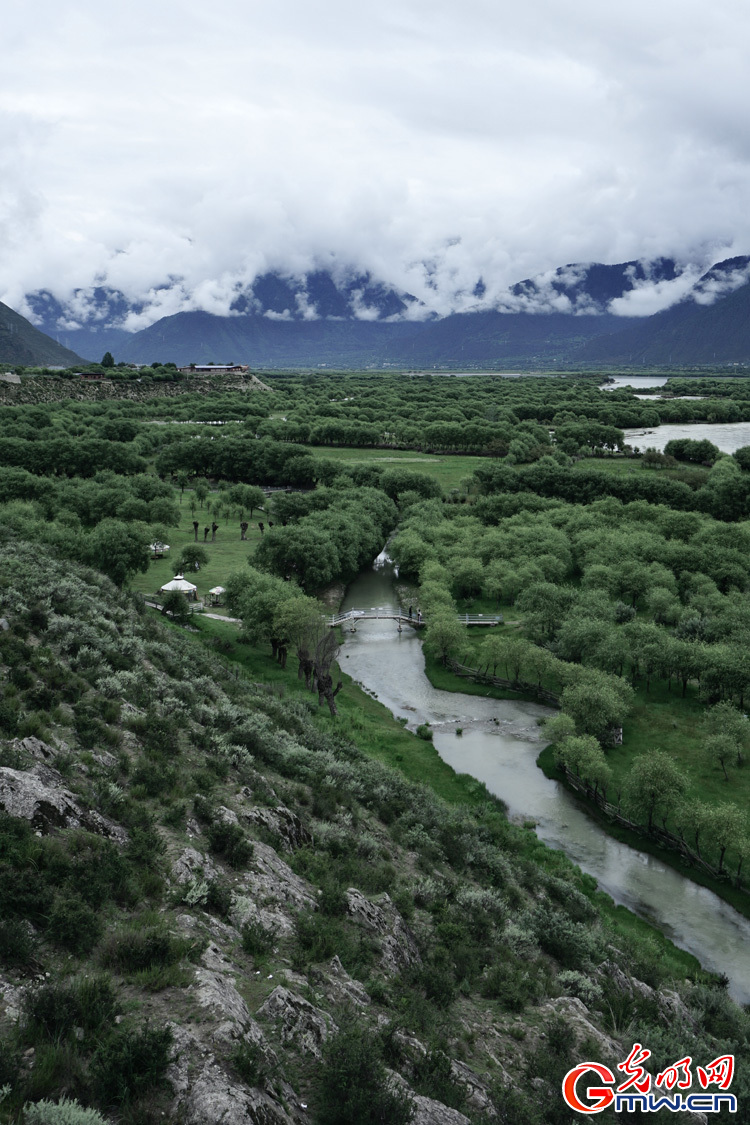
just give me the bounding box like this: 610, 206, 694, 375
1, 0, 750, 326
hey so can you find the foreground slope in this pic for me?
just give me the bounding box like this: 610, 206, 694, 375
0, 543, 747, 1124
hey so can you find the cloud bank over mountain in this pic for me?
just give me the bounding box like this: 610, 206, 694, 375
3, 0, 750, 328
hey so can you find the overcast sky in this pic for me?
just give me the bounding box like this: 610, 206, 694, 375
2, 0, 750, 326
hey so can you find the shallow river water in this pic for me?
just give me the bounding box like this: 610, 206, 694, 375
340, 556, 750, 1003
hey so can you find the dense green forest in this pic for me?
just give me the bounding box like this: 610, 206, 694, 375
1, 373, 749, 1124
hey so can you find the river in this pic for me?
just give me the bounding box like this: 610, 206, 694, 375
339, 555, 750, 1004
624, 422, 750, 455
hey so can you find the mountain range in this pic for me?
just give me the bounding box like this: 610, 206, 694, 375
9, 254, 750, 368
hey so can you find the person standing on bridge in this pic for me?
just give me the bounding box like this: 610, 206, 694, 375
408, 605, 413, 618
417, 610, 422, 624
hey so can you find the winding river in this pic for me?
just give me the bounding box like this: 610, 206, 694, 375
340, 555, 750, 1004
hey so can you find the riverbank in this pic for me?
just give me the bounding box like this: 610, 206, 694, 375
537, 744, 750, 923
188, 611, 709, 985
424, 651, 750, 924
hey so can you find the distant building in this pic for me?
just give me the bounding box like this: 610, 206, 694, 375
177, 364, 249, 375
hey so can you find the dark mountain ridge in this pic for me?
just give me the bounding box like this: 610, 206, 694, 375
0, 301, 83, 367
12, 254, 750, 368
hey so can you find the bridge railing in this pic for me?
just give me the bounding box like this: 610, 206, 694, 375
327, 610, 502, 627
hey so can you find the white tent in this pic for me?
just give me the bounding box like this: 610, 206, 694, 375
149, 541, 170, 557
160, 574, 197, 599
208, 585, 226, 606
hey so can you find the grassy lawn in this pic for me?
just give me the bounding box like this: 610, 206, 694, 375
608, 680, 748, 810
572, 455, 710, 485
129, 491, 261, 602
571, 456, 646, 475
307, 445, 487, 491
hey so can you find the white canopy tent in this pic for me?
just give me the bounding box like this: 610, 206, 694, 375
208, 585, 226, 606
159, 574, 198, 600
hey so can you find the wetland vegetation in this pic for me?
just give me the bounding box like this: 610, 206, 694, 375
1, 369, 750, 1123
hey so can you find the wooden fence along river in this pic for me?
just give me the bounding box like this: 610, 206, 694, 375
447, 656, 746, 891
447, 657, 561, 707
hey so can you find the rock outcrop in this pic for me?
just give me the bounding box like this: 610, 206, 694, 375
345, 888, 421, 973
168, 1025, 305, 1125
0, 763, 127, 842
231, 843, 317, 936
257, 986, 334, 1059
243, 805, 313, 852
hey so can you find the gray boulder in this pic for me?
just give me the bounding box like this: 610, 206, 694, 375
0, 764, 127, 842
413, 1096, 472, 1125
309, 955, 370, 1008
243, 805, 313, 852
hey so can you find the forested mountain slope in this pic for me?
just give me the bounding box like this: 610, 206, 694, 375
0, 304, 82, 368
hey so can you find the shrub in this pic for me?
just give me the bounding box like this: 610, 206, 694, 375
0, 1034, 18, 1087
490, 1082, 541, 1125
412, 1050, 465, 1110
90, 1024, 173, 1106
0, 698, 20, 736
241, 918, 277, 958
533, 905, 595, 970
231, 1040, 268, 1087
314, 1023, 414, 1125
23, 978, 117, 1043
205, 821, 253, 869
0, 917, 36, 966
46, 896, 102, 956
205, 877, 232, 919
23, 1099, 110, 1125
293, 911, 375, 975
101, 925, 187, 974
480, 962, 538, 1011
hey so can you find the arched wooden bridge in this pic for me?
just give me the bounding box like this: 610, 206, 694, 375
328, 610, 502, 629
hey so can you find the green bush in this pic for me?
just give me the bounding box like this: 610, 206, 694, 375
204, 877, 232, 919
314, 1023, 414, 1125
294, 911, 375, 975
46, 895, 102, 956
490, 1082, 541, 1125
23, 977, 117, 1043
241, 918, 277, 958
90, 1024, 173, 1106
0, 917, 36, 966
411, 1049, 465, 1111
0, 1033, 18, 1087
205, 821, 253, 869
533, 906, 594, 970
231, 1040, 268, 1087
101, 925, 188, 974
0, 697, 20, 736
480, 961, 538, 1011
24, 1098, 109, 1125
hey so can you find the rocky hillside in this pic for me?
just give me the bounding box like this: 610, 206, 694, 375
0, 371, 272, 407
0, 543, 747, 1125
